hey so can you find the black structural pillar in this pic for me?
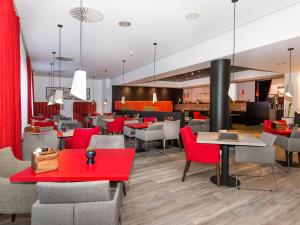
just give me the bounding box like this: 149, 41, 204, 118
210, 59, 231, 131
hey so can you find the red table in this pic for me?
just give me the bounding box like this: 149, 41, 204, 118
10, 149, 135, 183
125, 122, 149, 129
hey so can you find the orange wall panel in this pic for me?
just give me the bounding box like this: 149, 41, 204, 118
115, 101, 173, 112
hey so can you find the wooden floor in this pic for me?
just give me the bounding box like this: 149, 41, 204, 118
1, 125, 300, 225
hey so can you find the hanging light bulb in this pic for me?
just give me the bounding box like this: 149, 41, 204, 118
152, 43, 158, 103
285, 48, 294, 98
71, 0, 87, 100
241, 82, 245, 96
121, 60, 126, 104
228, 0, 238, 101
104, 69, 108, 105
55, 24, 64, 104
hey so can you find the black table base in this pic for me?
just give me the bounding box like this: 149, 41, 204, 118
210, 175, 240, 187
136, 139, 146, 152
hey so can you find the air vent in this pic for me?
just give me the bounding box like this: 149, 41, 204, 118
70, 7, 103, 23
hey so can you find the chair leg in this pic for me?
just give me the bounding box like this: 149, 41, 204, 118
121, 181, 127, 196
298, 153, 300, 164
177, 138, 182, 151
163, 139, 166, 150
287, 152, 290, 173
182, 160, 191, 182
216, 164, 220, 187
11, 214, 16, 223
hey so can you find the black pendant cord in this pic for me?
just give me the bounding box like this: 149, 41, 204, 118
104, 69, 107, 99
153, 43, 157, 88
58, 24, 63, 88
80, 0, 83, 70
52, 51, 56, 89
122, 60, 126, 85
232, 0, 237, 82
288, 48, 293, 84
92, 76, 95, 100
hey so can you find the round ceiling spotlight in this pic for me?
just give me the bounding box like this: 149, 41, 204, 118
185, 13, 199, 20
119, 21, 131, 27
70, 7, 103, 23
56, 56, 74, 61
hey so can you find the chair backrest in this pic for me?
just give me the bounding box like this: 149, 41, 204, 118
89, 135, 125, 149
188, 119, 201, 126
180, 126, 196, 158
144, 117, 157, 123
0, 147, 21, 178
193, 111, 200, 119
36, 181, 111, 204
84, 113, 91, 123
260, 132, 277, 146
146, 124, 163, 131
63, 122, 82, 129
263, 120, 271, 128
291, 130, 300, 138
163, 120, 180, 140
22, 130, 59, 160
71, 127, 100, 149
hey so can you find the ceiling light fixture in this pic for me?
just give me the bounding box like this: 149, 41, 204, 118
121, 60, 126, 104
104, 69, 108, 105
228, 0, 238, 101
70, 6, 103, 23
185, 13, 199, 20
71, 0, 87, 101
152, 43, 158, 103
119, 21, 131, 27
285, 48, 294, 98
54, 24, 64, 104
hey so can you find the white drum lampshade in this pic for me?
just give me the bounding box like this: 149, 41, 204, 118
152, 92, 157, 103
47, 95, 55, 105
285, 83, 293, 98
104, 98, 108, 105
121, 96, 125, 104
71, 70, 86, 100
54, 89, 64, 104
228, 82, 238, 101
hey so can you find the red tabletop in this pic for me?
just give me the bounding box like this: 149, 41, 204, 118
10, 149, 135, 183
269, 128, 292, 136
125, 122, 149, 129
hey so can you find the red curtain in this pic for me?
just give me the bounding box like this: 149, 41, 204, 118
33, 102, 60, 117
73, 102, 96, 123
0, 0, 22, 159
26, 56, 33, 124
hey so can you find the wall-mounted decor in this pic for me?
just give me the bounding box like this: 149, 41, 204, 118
46, 87, 90, 100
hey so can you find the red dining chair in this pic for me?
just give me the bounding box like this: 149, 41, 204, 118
143, 116, 157, 123
263, 120, 272, 133
65, 127, 100, 149
107, 117, 127, 134
193, 111, 207, 120
180, 126, 220, 186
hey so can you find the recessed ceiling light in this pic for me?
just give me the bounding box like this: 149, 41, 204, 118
191, 72, 194, 75
129, 51, 134, 56
119, 21, 131, 27
186, 13, 199, 20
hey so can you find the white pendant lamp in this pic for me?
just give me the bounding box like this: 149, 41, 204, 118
71, 0, 87, 100
104, 69, 108, 105
55, 24, 64, 104
285, 48, 294, 98
228, 0, 238, 101
152, 43, 158, 103
121, 60, 126, 104
47, 72, 54, 106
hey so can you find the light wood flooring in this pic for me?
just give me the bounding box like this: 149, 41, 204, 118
1, 125, 300, 225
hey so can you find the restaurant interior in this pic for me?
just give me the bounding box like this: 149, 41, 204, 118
1, 0, 300, 225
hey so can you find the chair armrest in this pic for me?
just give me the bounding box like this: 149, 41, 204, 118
275, 135, 288, 149
235, 146, 276, 164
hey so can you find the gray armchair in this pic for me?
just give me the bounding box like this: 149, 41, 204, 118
188, 119, 209, 133
275, 130, 300, 171
0, 147, 37, 222
22, 130, 59, 161
89, 135, 125, 149
235, 132, 277, 191
31, 181, 123, 225
135, 124, 163, 150
162, 120, 182, 150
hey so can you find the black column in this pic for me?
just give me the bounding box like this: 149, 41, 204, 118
210, 59, 231, 131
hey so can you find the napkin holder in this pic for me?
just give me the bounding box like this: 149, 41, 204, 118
31, 148, 59, 174
218, 130, 239, 142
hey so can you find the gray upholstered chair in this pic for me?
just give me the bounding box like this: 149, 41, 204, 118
89, 135, 125, 149
123, 120, 139, 139
39, 126, 54, 132
135, 124, 163, 150
188, 119, 209, 133
235, 132, 277, 191
162, 120, 181, 150
31, 181, 123, 225
0, 147, 37, 222
275, 130, 300, 171
22, 130, 59, 161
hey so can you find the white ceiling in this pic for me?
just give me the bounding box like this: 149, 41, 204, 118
15, 0, 300, 79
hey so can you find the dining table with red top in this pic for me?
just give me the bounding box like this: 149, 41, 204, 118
125, 122, 149, 130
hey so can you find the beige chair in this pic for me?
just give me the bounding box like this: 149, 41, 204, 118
89, 135, 125, 149
162, 120, 182, 150
0, 147, 37, 222
22, 130, 59, 161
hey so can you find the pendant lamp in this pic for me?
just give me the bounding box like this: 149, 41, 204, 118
285, 48, 294, 98
47, 71, 53, 106
121, 60, 126, 104
152, 43, 158, 103
54, 24, 64, 104
71, 0, 87, 100
228, 0, 238, 101
104, 69, 108, 105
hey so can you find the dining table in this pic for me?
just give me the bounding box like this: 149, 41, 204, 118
57, 129, 74, 149
197, 132, 266, 187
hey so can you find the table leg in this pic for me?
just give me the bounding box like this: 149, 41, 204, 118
136, 139, 146, 152
210, 145, 240, 187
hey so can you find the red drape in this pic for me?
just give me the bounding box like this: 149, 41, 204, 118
33, 102, 60, 117
0, 0, 22, 159
26, 56, 33, 124
73, 102, 96, 123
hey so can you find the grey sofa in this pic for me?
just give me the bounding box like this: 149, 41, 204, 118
0, 147, 37, 222
22, 130, 59, 161
89, 135, 125, 149
31, 181, 123, 225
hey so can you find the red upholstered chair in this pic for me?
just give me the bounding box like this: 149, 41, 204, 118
193, 111, 207, 120
263, 120, 272, 133
65, 127, 100, 149
143, 117, 157, 123
107, 117, 127, 134
180, 126, 220, 186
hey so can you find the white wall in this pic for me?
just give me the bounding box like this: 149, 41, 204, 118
284, 73, 300, 117
34, 76, 108, 117
269, 77, 284, 96
20, 37, 28, 130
